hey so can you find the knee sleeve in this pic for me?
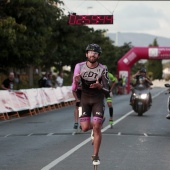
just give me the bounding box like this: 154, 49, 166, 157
92, 116, 103, 123
79, 117, 90, 123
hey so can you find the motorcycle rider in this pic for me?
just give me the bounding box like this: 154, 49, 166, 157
130, 68, 153, 105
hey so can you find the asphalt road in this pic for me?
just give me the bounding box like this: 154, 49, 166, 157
1, 87, 170, 170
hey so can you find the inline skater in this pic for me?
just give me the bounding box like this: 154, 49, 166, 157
105, 68, 117, 128
72, 43, 110, 166
72, 81, 82, 131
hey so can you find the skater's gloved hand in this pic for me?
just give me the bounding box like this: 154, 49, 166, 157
90, 78, 103, 89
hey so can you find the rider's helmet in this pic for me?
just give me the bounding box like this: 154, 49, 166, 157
140, 68, 147, 73
86, 44, 102, 54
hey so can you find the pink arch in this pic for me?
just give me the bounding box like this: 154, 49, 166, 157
117, 47, 170, 94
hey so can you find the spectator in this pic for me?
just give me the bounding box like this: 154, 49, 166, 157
55, 71, 64, 87
45, 73, 53, 87
1, 72, 15, 91
38, 72, 48, 88
14, 73, 21, 90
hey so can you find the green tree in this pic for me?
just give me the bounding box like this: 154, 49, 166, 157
0, 16, 27, 68
0, 0, 64, 86
0, 0, 134, 87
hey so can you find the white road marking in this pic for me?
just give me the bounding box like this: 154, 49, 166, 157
41, 89, 165, 170
27, 133, 33, 136
144, 133, 148, 137
41, 110, 134, 170
118, 132, 121, 136
47, 133, 54, 136
4, 134, 11, 138
41, 138, 91, 170
72, 132, 76, 135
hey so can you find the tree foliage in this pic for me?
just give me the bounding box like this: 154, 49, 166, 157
0, 0, 133, 87
0, 0, 63, 70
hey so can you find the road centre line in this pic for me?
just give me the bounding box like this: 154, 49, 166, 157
41, 89, 165, 170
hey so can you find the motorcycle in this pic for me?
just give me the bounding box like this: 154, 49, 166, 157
164, 83, 170, 119
131, 76, 152, 116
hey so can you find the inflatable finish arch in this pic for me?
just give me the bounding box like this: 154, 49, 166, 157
117, 47, 170, 94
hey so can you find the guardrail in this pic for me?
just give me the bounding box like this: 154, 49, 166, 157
0, 86, 75, 120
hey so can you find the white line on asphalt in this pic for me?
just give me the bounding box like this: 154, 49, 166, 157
144, 133, 148, 137
41, 89, 165, 170
41, 138, 91, 170
47, 133, 54, 136
41, 110, 134, 170
118, 132, 121, 136
4, 134, 11, 138
27, 133, 33, 136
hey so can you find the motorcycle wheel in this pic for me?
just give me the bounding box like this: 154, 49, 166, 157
137, 105, 143, 116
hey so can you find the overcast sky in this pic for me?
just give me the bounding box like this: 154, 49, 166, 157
62, 1, 170, 39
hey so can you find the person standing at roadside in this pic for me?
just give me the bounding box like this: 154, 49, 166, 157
45, 73, 54, 88
1, 72, 15, 91
55, 71, 64, 87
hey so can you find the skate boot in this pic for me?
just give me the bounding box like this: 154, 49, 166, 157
72, 123, 79, 135
92, 155, 100, 166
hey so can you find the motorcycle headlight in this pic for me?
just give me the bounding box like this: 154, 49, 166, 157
141, 94, 147, 99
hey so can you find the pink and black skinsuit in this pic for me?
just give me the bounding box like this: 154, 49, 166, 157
72, 61, 110, 124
